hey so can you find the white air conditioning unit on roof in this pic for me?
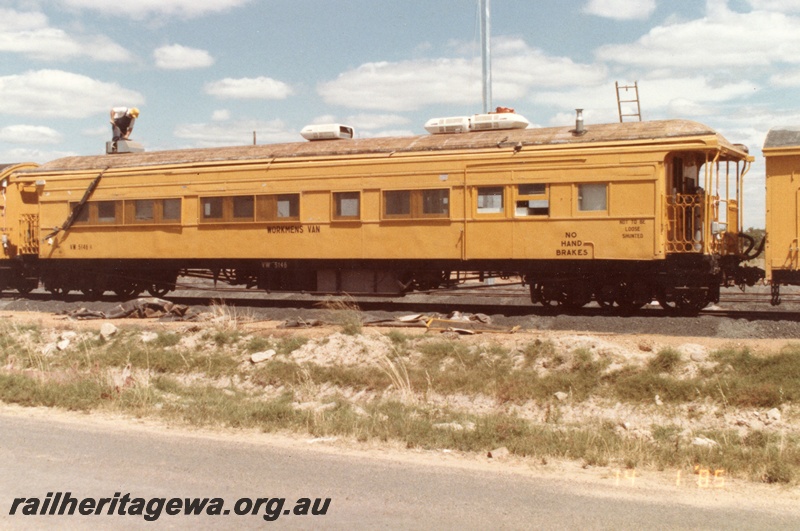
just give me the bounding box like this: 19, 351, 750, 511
424, 116, 471, 134
300, 123, 354, 141
469, 112, 529, 131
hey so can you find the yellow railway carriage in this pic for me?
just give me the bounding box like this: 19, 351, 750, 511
0, 162, 40, 293
4, 119, 753, 312
763, 127, 800, 302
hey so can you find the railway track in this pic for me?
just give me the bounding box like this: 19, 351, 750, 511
4, 282, 800, 340
5, 277, 800, 321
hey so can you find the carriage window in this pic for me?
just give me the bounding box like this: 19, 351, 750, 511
201, 197, 224, 220
334, 192, 360, 220
516, 184, 549, 216
162, 199, 181, 221
477, 187, 504, 214
232, 195, 254, 219
97, 201, 117, 223
276, 194, 299, 219
71, 203, 90, 223
256, 193, 300, 221
382, 189, 450, 219
578, 183, 607, 212
127, 198, 181, 224
135, 200, 154, 221
422, 189, 449, 216
384, 190, 411, 217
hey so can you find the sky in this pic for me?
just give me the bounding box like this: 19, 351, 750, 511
2, 0, 800, 228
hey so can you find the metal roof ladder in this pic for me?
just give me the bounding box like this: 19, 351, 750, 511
616, 81, 642, 122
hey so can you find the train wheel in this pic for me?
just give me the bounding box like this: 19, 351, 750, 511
16, 279, 38, 295
147, 283, 171, 298
596, 283, 616, 309
81, 287, 103, 300
48, 286, 68, 299
615, 281, 650, 312
657, 287, 708, 315
676, 291, 708, 314
539, 283, 564, 308
114, 286, 140, 299
562, 284, 591, 309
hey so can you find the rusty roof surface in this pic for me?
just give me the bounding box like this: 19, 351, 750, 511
764, 127, 800, 150
25, 119, 738, 174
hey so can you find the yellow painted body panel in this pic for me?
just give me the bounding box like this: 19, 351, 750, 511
1, 163, 39, 260
764, 146, 800, 280
7, 120, 748, 266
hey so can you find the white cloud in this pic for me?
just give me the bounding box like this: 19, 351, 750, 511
0, 8, 132, 62
583, 0, 656, 20
0, 147, 76, 164
747, 0, 800, 12
595, 3, 800, 69
154, 44, 214, 69
533, 76, 756, 124
0, 70, 144, 118
59, 0, 251, 18
205, 77, 293, 99
365, 129, 416, 138
0, 125, 63, 144
344, 114, 410, 130
318, 38, 606, 111
173, 119, 298, 147
770, 69, 800, 86
211, 109, 231, 121
0, 8, 48, 32
309, 115, 338, 125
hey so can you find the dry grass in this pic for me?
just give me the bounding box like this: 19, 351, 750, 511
316, 296, 363, 335
2, 319, 800, 485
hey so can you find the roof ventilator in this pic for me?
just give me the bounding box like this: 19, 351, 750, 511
571, 109, 587, 136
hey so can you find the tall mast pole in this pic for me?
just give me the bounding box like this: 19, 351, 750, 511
480, 0, 492, 113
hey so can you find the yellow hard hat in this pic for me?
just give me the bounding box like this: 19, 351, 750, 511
129, 107, 140, 118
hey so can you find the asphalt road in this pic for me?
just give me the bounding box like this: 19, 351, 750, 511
1, 409, 798, 530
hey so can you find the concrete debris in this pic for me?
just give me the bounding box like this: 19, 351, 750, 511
100, 323, 118, 339
766, 408, 782, 422
691, 436, 720, 448
309, 310, 519, 334
250, 349, 277, 364
112, 363, 133, 392
679, 343, 708, 362
62, 298, 198, 321
554, 391, 569, 401
56, 339, 71, 351
278, 318, 324, 328
433, 422, 476, 432
140, 331, 159, 343
487, 446, 510, 459
60, 331, 78, 340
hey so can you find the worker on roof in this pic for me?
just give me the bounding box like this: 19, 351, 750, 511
110, 107, 139, 141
